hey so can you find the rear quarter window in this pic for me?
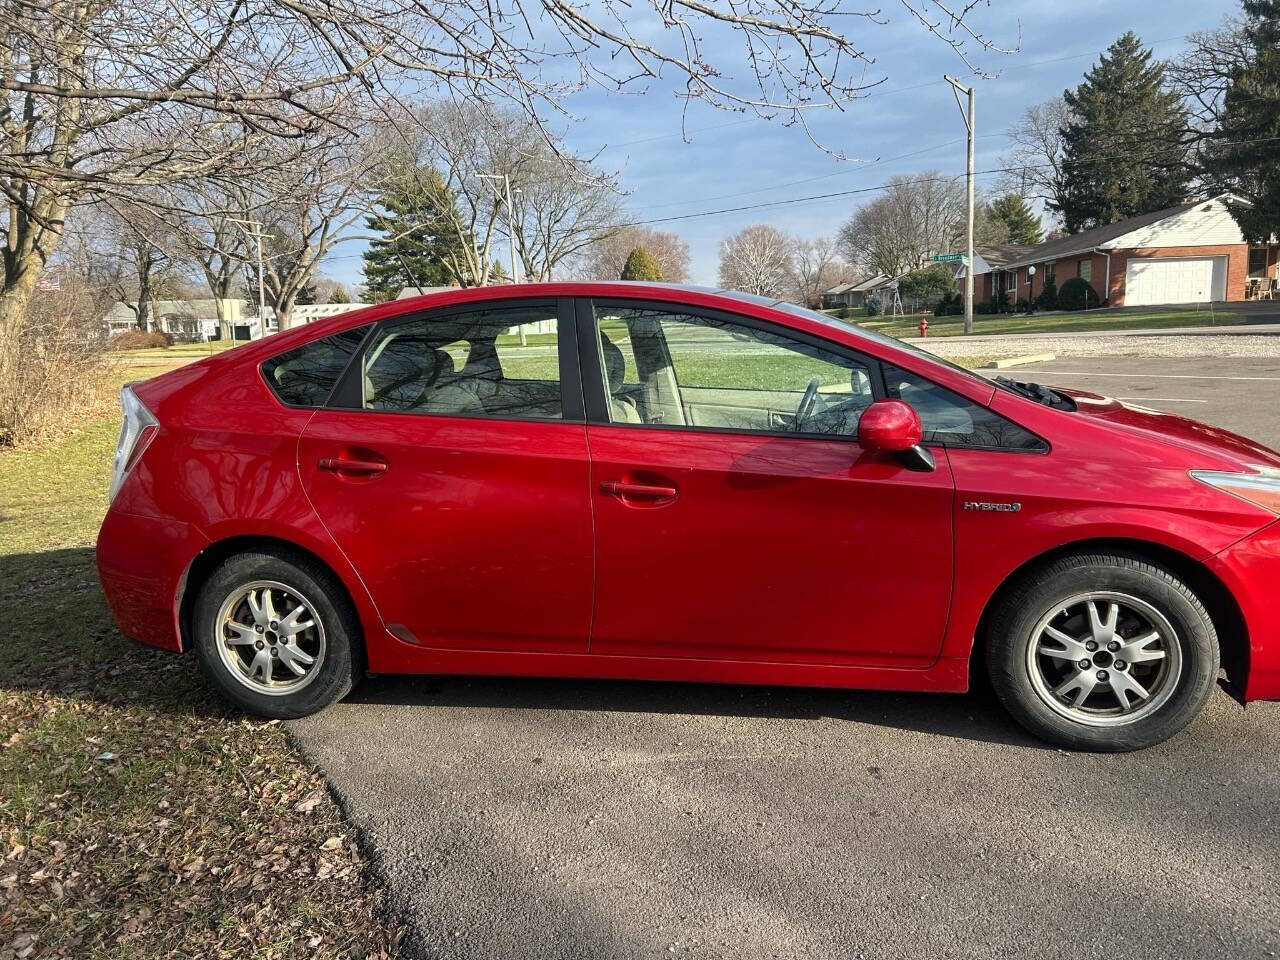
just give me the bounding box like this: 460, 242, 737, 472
261, 325, 370, 407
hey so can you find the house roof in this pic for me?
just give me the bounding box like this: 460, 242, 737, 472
1000, 195, 1244, 269
849, 274, 892, 292
978, 244, 1033, 267
822, 282, 857, 296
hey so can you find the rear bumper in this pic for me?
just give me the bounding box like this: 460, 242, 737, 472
1208, 519, 1280, 701
96, 508, 208, 652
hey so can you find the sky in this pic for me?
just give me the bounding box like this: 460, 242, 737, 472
321, 0, 1241, 291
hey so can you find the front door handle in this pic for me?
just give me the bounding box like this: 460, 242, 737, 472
599, 479, 679, 503
318, 456, 387, 476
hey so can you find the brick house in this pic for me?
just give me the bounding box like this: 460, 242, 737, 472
966, 195, 1278, 309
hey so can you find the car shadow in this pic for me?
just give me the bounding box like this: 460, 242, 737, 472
1, 545, 1037, 748
0, 546, 237, 720
343, 673, 1044, 749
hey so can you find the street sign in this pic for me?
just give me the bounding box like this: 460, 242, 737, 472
933, 253, 969, 263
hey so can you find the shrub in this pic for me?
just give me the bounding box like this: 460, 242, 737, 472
989, 289, 1011, 314
838, 305, 853, 320
898, 263, 957, 304
934, 291, 963, 316
864, 294, 883, 317
619, 246, 663, 282
1015, 298, 1031, 313
1058, 276, 1100, 311
1, 280, 110, 447
108, 329, 173, 350
1035, 278, 1059, 311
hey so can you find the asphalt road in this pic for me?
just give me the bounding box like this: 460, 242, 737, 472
289, 355, 1280, 960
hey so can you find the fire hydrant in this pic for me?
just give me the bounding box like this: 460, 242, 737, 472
919, 317, 929, 338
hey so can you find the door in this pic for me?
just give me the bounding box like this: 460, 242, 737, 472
1124, 257, 1226, 306
298, 299, 595, 653
579, 299, 956, 667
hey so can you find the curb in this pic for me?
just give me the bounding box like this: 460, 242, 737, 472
991, 353, 1055, 369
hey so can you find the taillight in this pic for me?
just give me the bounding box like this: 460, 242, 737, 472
108, 385, 159, 504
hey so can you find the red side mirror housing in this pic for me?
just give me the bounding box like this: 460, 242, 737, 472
858, 399, 924, 452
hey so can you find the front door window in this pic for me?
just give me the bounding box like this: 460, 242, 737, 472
592, 305, 875, 436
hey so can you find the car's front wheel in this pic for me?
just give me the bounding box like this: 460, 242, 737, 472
986, 552, 1219, 751
193, 549, 361, 718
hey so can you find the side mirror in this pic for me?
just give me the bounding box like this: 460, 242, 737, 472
858, 399, 935, 472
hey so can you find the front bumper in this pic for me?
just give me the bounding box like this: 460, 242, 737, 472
1208, 519, 1280, 701
96, 508, 208, 652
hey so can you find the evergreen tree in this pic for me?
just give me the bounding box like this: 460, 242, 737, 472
1056, 33, 1191, 232
620, 246, 663, 281
1202, 0, 1280, 241
362, 167, 465, 302
987, 194, 1044, 245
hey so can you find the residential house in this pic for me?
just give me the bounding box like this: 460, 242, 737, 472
965, 195, 1279, 309
105, 298, 367, 342
821, 275, 896, 309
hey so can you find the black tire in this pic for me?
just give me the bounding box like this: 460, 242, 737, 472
193, 549, 362, 719
986, 552, 1218, 752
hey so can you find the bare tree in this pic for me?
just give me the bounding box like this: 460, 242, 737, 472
1169, 18, 1250, 149
837, 172, 966, 278
718, 225, 795, 298
252, 136, 376, 330
2, 0, 1005, 436
576, 226, 691, 282
998, 97, 1073, 214
385, 102, 622, 286
509, 143, 623, 282
789, 236, 848, 306
169, 184, 254, 339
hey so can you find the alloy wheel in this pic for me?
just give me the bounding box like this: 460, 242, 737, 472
1025, 591, 1182, 727
215, 580, 327, 696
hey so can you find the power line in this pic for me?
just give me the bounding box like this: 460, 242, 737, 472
617, 134, 1280, 227
317, 130, 1280, 265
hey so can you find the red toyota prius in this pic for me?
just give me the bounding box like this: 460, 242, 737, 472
97, 283, 1280, 751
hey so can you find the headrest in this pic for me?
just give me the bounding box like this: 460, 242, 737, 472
600, 333, 625, 393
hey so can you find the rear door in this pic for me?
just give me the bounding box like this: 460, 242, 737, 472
578, 298, 957, 667
298, 298, 595, 653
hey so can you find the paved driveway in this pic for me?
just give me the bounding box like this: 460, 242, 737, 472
290, 356, 1280, 960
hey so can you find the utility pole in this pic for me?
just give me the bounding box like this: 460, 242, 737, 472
944, 76, 976, 335
479, 172, 525, 343
227, 217, 267, 341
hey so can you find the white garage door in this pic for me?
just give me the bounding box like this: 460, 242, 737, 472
1124, 256, 1227, 306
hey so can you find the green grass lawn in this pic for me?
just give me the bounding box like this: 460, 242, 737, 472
109, 340, 242, 361
0, 365, 402, 959
862, 309, 1225, 340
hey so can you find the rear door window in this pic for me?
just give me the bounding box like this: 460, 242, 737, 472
361, 304, 564, 420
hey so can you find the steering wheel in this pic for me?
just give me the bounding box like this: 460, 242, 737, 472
794, 377, 820, 431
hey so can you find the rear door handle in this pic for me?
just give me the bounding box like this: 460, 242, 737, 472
599, 480, 679, 501
318, 456, 387, 475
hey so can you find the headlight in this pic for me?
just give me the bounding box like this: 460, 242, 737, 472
1191, 469, 1280, 516
108, 385, 159, 504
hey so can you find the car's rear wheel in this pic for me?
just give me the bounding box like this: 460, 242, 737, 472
193, 550, 361, 718
986, 552, 1219, 751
